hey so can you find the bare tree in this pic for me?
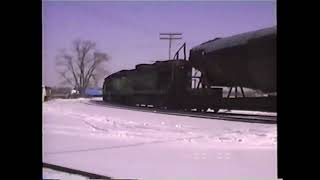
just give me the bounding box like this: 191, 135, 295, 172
56, 40, 110, 96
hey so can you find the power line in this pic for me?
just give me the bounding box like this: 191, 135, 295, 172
160, 33, 182, 60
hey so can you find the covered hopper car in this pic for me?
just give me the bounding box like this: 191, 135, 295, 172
189, 26, 276, 93
103, 26, 276, 112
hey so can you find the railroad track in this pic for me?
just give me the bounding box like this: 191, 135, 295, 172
43, 163, 111, 179
82, 100, 277, 124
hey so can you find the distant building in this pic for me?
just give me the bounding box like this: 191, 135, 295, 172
42, 85, 46, 102
85, 87, 103, 97
69, 88, 80, 98
42, 85, 52, 102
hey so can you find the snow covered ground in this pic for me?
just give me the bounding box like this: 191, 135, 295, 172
207, 108, 277, 116
43, 98, 277, 180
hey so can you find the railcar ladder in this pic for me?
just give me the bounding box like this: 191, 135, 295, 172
173, 43, 187, 60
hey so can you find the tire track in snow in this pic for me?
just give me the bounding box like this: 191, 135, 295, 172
44, 135, 205, 155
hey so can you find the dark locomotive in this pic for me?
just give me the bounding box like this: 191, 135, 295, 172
102, 26, 276, 112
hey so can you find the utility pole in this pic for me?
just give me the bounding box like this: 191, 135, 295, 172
160, 33, 182, 60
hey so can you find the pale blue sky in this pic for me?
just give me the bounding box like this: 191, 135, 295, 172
42, 1, 276, 87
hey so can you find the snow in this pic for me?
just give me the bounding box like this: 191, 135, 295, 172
43, 168, 88, 180
207, 108, 277, 116
43, 98, 277, 179
191, 26, 276, 53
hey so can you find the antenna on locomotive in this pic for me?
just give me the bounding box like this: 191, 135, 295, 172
159, 33, 182, 60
